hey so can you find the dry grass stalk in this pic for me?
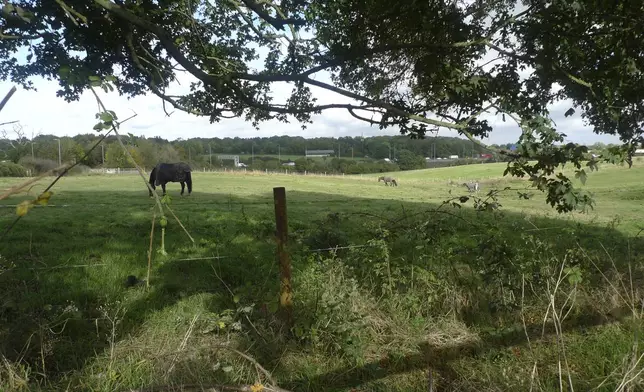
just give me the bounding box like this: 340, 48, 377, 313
147, 210, 156, 289
165, 314, 199, 379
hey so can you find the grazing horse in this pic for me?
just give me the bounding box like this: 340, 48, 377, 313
148, 162, 193, 196
378, 176, 398, 187
462, 181, 480, 193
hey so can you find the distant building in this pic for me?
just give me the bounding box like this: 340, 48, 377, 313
282, 160, 296, 166
449, 155, 459, 159
480, 153, 493, 159
305, 149, 334, 157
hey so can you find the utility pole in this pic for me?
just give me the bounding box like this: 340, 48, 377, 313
278, 145, 281, 162
209, 144, 212, 166
55, 138, 61, 166
351, 147, 354, 159
101, 143, 105, 166
252, 143, 254, 165
31, 141, 35, 159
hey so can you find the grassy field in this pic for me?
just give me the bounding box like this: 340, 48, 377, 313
0, 160, 643, 391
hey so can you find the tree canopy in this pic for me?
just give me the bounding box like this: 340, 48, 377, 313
0, 0, 642, 212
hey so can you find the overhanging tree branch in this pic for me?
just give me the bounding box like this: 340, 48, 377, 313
96, 0, 476, 132
237, 0, 305, 30
0, 86, 17, 115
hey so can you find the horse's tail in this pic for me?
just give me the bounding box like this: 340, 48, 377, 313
148, 166, 156, 196
185, 170, 193, 194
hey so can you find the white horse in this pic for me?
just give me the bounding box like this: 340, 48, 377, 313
462, 181, 479, 193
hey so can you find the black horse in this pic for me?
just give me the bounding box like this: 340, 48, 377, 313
148, 162, 193, 196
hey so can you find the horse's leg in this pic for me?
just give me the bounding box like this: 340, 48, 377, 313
180, 182, 185, 196
185, 171, 192, 195
161, 183, 167, 195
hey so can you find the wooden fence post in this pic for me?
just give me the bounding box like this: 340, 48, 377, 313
273, 187, 293, 329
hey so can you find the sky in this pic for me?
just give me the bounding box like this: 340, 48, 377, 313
0, 9, 622, 147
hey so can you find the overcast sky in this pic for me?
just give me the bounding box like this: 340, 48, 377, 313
0, 24, 622, 146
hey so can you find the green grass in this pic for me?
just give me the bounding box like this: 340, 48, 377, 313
0, 159, 643, 391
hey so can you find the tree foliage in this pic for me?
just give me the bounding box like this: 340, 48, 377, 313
0, 0, 642, 212
1, 132, 491, 168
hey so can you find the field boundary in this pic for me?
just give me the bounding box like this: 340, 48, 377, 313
81, 166, 504, 183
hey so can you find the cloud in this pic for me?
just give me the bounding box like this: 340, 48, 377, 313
0, 37, 621, 146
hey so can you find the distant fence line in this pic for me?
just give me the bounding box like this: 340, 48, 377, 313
86, 166, 502, 183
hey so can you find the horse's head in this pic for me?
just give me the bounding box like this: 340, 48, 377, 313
378, 176, 384, 182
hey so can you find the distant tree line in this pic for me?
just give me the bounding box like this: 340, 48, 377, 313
0, 131, 611, 176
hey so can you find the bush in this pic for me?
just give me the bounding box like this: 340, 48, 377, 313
18, 157, 59, 175
0, 161, 28, 177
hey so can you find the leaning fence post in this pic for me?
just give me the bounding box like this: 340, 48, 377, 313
273, 187, 293, 329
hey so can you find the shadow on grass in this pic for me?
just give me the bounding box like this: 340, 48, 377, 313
281, 310, 635, 391
0, 186, 642, 388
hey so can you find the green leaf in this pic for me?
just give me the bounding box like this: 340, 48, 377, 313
267, 301, 278, 313
16, 200, 32, 217
574, 169, 587, 185
563, 191, 576, 207
99, 111, 114, 123
58, 66, 71, 80
35, 191, 53, 206
89, 76, 102, 87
